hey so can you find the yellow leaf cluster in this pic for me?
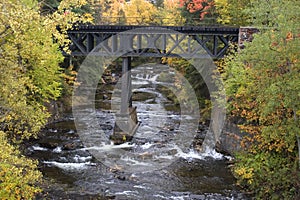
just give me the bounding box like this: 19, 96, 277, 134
0, 131, 42, 200
234, 166, 254, 185
160, 0, 184, 25
97, 0, 160, 25
0, 0, 93, 198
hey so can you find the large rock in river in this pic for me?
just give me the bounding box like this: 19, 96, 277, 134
216, 121, 249, 156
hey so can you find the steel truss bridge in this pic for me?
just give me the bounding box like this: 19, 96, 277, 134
67, 25, 249, 59
69, 25, 256, 145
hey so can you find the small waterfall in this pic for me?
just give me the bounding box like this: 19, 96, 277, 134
131, 64, 227, 161
132, 72, 160, 85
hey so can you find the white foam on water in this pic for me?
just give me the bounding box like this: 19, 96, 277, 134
132, 80, 150, 85
166, 114, 181, 120
31, 145, 48, 151
173, 145, 225, 160
153, 194, 168, 199
80, 142, 135, 151
115, 190, 139, 196
181, 115, 195, 120
200, 147, 225, 160
170, 196, 189, 200
224, 155, 234, 161
53, 146, 62, 153
111, 142, 135, 149
105, 180, 115, 184
130, 173, 138, 178
67, 130, 75, 134
49, 129, 57, 133
73, 155, 93, 162
43, 161, 95, 170
176, 149, 205, 160
132, 73, 159, 83
133, 185, 148, 189
133, 73, 145, 79
141, 142, 153, 149
148, 74, 160, 82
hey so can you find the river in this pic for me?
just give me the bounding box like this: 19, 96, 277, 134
26, 64, 249, 199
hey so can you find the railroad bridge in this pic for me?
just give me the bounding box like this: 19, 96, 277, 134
67, 25, 256, 59
69, 25, 257, 144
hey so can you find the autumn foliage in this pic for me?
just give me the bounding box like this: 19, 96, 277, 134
179, 0, 213, 19
222, 0, 300, 198
0, 0, 92, 199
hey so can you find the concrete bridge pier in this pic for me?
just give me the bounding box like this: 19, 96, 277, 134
111, 57, 139, 144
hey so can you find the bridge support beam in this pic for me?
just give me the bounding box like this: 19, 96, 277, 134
120, 57, 132, 113
111, 57, 139, 144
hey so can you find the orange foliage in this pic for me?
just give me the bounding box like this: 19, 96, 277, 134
179, 0, 213, 19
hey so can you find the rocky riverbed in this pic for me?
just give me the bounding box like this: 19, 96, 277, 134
25, 63, 250, 199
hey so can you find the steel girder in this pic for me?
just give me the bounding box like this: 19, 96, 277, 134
67, 25, 239, 59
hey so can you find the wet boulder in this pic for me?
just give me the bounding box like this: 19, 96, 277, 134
63, 141, 84, 150
38, 141, 59, 149
216, 121, 249, 156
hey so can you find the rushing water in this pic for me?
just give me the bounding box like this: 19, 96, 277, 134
27, 64, 249, 199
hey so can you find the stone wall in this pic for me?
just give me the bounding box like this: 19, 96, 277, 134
238, 27, 259, 49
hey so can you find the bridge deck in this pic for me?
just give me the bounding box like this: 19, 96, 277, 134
69, 25, 239, 34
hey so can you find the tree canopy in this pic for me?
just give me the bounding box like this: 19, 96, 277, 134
179, 0, 214, 24
222, 0, 300, 198
0, 0, 91, 198
1, 0, 299, 198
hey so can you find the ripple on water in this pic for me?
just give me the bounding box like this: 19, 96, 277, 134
43, 161, 96, 170
53, 146, 62, 153
31, 145, 48, 151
